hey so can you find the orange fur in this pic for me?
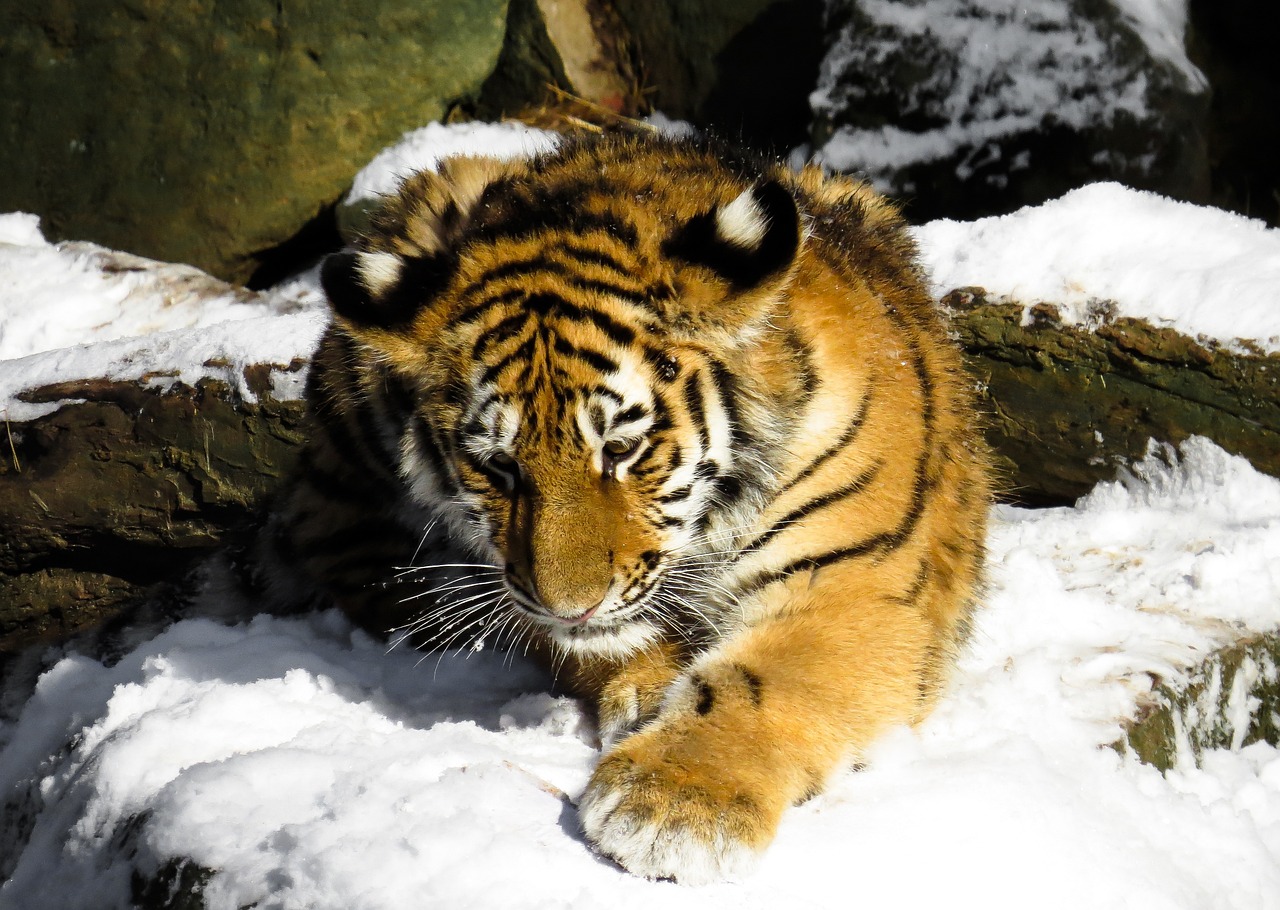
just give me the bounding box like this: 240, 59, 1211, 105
277, 132, 991, 883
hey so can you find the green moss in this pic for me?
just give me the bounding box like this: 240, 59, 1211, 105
1118, 635, 1280, 771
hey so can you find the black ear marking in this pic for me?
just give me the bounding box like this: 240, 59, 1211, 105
663, 179, 801, 289
321, 248, 456, 330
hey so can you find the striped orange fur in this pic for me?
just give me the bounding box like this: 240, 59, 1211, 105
260, 132, 992, 883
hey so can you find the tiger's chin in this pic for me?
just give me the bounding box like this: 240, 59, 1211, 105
543, 616, 663, 661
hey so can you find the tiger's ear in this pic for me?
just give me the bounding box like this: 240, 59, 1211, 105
663, 179, 801, 291
321, 156, 519, 330
320, 248, 456, 331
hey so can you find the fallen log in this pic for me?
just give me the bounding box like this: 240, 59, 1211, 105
2, 291, 1277, 655
948, 288, 1280, 504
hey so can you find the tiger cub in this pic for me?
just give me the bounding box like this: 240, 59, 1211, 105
261, 132, 991, 883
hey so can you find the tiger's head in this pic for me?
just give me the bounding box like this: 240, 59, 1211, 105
320, 137, 803, 658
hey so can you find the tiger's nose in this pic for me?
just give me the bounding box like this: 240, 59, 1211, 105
504, 562, 604, 623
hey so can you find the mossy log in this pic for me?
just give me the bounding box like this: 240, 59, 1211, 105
2, 293, 1278, 659
948, 289, 1280, 504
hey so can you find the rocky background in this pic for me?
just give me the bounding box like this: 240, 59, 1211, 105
1, 0, 1278, 752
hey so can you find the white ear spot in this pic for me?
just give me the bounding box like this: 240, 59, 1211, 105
356, 250, 404, 296
715, 188, 768, 251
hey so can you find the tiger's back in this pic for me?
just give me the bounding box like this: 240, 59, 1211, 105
263, 132, 991, 883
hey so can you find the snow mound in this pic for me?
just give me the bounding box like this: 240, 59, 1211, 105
2, 439, 1278, 909
916, 182, 1280, 353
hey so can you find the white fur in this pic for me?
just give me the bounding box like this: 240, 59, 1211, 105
715, 188, 768, 251
356, 250, 404, 296
550, 617, 661, 660
579, 779, 760, 885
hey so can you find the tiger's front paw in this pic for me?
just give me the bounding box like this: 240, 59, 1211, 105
578, 730, 777, 884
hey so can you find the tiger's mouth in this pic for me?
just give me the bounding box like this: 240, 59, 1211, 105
503, 577, 666, 658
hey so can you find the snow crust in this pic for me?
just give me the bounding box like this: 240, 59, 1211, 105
2, 438, 1278, 908
915, 182, 1280, 353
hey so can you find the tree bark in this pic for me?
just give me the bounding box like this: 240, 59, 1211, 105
1, 373, 306, 653
948, 288, 1280, 504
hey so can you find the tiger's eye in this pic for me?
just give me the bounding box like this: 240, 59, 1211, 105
484, 451, 520, 490
603, 439, 639, 460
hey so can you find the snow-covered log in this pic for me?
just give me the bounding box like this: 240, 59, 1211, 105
951, 290, 1280, 503
3, 295, 1277, 652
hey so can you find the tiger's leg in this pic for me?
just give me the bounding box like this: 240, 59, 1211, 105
579, 561, 957, 884
560, 641, 688, 747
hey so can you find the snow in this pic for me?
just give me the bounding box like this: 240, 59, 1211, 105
915, 182, 1280, 353
0, 215, 328, 420
345, 121, 560, 205
2, 119, 1279, 907
2, 439, 1279, 909
811, 0, 1205, 187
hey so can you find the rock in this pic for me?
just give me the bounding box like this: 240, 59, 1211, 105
946, 289, 1280, 504
0, 1, 509, 284
611, 0, 826, 151
810, 0, 1212, 222
1188, 0, 1280, 228
1120, 633, 1280, 771
476, 0, 642, 119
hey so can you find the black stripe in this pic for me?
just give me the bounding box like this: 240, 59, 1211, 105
473, 311, 532, 359
713, 473, 745, 506
451, 286, 526, 328
782, 325, 819, 402
737, 460, 882, 558
656, 484, 692, 503
682, 371, 710, 451
568, 276, 651, 307
778, 384, 875, 496
704, 356, 741, 442
552, 335, 619, 374
413, 419, 459, 496
613, 402, 647, 426
479, 335, 538, 386
888, 565, 931, 607
627, 439, 667, 478
589, 385, 624, 407
472, 194, 640, 247
545, 295, 637, 346
559, 241, 634, 278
